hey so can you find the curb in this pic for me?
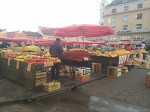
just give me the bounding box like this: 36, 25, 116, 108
0, 75, 106, 106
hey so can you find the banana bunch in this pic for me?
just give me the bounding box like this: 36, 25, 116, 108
44, 52, 51, 57
21, 46, 40, 52
15, 55, 27, 61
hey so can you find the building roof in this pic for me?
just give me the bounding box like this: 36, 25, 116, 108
106, 0, 139, 7
7, 31, 17, 37
0, 29, 6, 32
22, 31, 42, 37
38, 26, 57, 36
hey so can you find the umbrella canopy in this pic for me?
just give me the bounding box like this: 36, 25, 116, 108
54, 24, 115, 38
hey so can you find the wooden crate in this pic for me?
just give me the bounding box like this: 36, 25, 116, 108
91, 63, 101, 75
43, 81, 61, 92
144, 61, 150, 69
107, 66, 121, 78
121, 67, 128, 73
35, 72, 47, 86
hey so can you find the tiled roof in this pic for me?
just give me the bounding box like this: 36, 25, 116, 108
106, 0, 139, 7
7, 31, 17, 37
38, 26, 57, 36
22, 31, 42, 37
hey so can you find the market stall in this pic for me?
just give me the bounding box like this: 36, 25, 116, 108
54, 24, 114, 79
0, 46, 61, 91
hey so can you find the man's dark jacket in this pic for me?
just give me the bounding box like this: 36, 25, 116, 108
50, 41, 63, 59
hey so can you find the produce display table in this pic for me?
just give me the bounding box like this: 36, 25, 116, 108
61, 59, 92, 68
0, 57, 57, 90
91, 54, 130, 69
1, 58, 39, 89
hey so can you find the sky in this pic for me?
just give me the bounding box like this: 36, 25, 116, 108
0, 0, 111, 32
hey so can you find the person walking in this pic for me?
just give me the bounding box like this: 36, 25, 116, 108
49, 38, 63, 81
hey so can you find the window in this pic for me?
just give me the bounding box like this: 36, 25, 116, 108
123, 16, 128, 21
136, 13, 142, 19
136, 24, 142, 30
111, 17, 116, 23
137, 3, 143, 9
112, 8, 116, 13
124, 6, 129, 11
123, 25, 128, 31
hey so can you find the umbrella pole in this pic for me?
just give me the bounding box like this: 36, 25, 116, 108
83, 36, 85, 49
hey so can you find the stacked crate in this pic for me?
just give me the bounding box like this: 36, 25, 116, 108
91, 63, 101, 75
35, 72, 47, 86
107, 66, 121, 78
133, 58, 145, 68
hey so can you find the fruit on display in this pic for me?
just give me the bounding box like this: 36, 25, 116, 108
90, 49, 131, 57
131, 49, 147, 54
21, 46, 40, 52
25, 55, 61, 64
113, 49, 131, 55
15, 55, 27, 61
1, 50, 23, 59
138, 49, 147, 53
62, 49, 90, 61
43, 52, 51, 57
0, 48, 60, 64
43, 81, 61, 92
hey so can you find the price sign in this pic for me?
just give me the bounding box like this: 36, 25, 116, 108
16, 61, 19, 69
44, 62, 54, 67
84, 57, 89, 61
8, 58, 11, 66
27, 63, 32, 72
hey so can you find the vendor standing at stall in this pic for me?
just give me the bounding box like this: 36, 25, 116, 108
0, 40, 10, 48
49, 38, 63, 81
125, 44, 133, 51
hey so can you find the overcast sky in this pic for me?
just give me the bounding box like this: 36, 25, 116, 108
0, 0, 111, 31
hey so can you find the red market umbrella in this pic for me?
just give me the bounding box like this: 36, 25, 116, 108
54, 24, 115, 38
12, 38, 32, 42
93, 41, 105, 45
119, 42, 131, 45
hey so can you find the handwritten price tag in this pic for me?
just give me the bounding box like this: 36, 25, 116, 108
27, 63, 32, 72
84, 57, 89, 61
44, 62, 54, 67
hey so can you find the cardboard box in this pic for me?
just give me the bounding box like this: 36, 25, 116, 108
146, 73, 150, 88
91, 63, 101, 75
75, 67, 91, 75
107, 66, 121, 78
75, 73, 90, 82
